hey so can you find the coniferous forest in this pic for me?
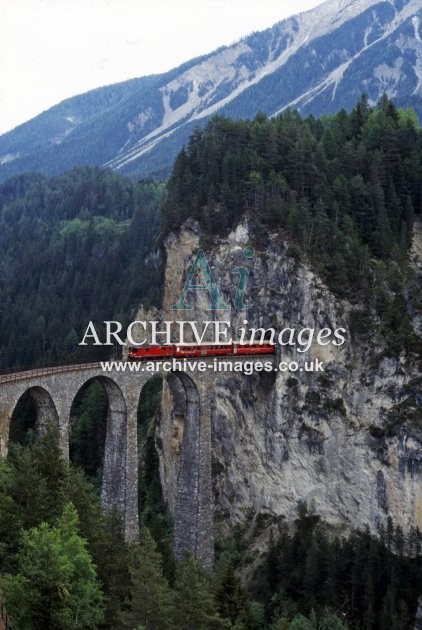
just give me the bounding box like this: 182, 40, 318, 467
0, 96, 421, 370
1, 424, 420, 629
0, 96, 421, 628
0, 167, 163, 369
163, 95, 421, 356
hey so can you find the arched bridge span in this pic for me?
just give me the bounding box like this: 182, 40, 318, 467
0, 362, 216, 567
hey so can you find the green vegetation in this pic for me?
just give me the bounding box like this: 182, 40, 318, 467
214, 503, 422, 629
0, 167, 164, 369
137, 375, 174, 575
0, 96, 421, 628
0, 503, 104, 629
8, 390, 37, 446
0, 96, 420, 370
163, 95, 421, 355
261, 507, 421, 629
370, 395, 422, 438
69, 380, 108, 491
0, 424, 127, 627
164, 96, 419, 269
0, 425, 226, 629
1, 412, 420, 628
119, 527, 174, 629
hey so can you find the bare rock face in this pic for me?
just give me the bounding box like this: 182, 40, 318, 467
156, 220, 422, 535
411, 222, 422, 337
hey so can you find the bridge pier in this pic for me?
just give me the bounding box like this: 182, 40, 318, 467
0, 364, 217, 566
119, 387, 140, 541
100, 377, 129, 516
172, 373, 214, 568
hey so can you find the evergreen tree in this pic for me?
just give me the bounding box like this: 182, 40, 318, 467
215, 560, 248, 625
94, 506, 130, 629
119, 527, 174, 630
174, 552, 228, 629
0, 503, 104, 629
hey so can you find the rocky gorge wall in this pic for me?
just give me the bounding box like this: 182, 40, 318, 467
153, 219, 421, 536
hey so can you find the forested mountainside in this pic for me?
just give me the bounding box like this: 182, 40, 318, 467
1, 0, 422, 181
0, 424, 421, 629
164, 96, 420, 264
1, 96, 421, 629
0, 167, 163, 369
1, 96, 421, 371
163, 95, 421, 355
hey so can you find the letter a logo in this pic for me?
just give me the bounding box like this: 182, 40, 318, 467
171, 249, 229, 310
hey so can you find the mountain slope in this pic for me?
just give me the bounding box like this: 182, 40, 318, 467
0, 0, 421, 181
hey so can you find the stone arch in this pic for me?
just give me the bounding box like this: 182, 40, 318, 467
9, 385, 59, 446
0, 364, 214, 562
69, 376, 127, 513
135, 373, 164, 521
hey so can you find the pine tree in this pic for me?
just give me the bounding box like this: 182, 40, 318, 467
174, 552, 228, 629
303, 536, 321, 605
215, 560, 247, 625
319, 609, 349, 629
271, 615, 290, 630
0, 502, 104, 629
289, 613, 314, 629
95, 506, 130, 628
32, 420, 69, 522
57, 503, 105, 627
119, 527, 173, 630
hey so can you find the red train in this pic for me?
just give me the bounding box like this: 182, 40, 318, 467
128, 342, 275, 360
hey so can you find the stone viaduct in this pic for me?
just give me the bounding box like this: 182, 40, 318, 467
0, 357, 274, 567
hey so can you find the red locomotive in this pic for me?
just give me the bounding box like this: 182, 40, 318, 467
128, 342, 275, 360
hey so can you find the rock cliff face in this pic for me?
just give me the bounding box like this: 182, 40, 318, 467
155, 220, 421, 536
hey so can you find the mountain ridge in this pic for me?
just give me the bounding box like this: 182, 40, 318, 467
0, 0, 421, 181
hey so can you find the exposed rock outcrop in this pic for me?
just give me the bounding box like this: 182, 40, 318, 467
154, 220, 421, 535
